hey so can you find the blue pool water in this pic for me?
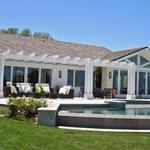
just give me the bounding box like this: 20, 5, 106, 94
61, 105, 150, 116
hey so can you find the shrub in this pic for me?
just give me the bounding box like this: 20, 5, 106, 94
8, 97, 47, 120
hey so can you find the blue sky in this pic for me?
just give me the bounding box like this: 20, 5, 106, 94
0, 0, 150, 51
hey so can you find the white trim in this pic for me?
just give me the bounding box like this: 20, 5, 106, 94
16, 51, 24, 56
2, 49, 10, 55
24, 67, 28, 83
39, 68, 41, 83
141, 61, 150, 67
41, 53, 48, 58
30, 53, 36, 57
0, 54, 4, 97
145, 72, 148, 95
3, 53, 135, 69
117, 47, 149, 62
118, 70, 120, 94
136, 70, 139, 95
10, 66, 13, 82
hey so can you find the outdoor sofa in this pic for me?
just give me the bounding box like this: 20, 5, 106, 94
3, 82, 74, 99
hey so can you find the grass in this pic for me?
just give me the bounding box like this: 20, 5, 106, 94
0, 106, 10, 115
0, 118, 150, 150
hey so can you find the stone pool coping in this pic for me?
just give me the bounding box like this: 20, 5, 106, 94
38, 99, 150, 129
58, 126, 150, 133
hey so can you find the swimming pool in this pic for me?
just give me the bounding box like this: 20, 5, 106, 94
60, 104, 150, 116
57, 102, 150, 129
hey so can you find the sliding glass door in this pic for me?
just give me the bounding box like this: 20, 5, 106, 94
120, 70, 128, 94
139, 72, 146, 94
28, 68, 39, 85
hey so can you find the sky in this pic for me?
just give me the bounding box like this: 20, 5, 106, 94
0, 0, 150, 51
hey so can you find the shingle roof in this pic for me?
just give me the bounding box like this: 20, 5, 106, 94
103, 47, 148, 61
0, 33, 148, 61
0, 33, 111, 59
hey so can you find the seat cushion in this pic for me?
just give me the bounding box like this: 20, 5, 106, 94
19, 83, 32, 93
58, 87, 68, 95
6, 82, 12, 87
42, 86, 50, 93
63, 86, 72, 95
24, 85, 32, 93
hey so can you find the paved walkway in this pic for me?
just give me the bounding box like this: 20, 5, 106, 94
0, 97, 109, 106
0, 98, 9, 105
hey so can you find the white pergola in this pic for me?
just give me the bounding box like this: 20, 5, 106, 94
0, 51, 136, 99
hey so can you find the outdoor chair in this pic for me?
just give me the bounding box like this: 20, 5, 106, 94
34, 83, 57, 98
103, 88, 112, 99
16, 83, 34, 97
57, 86, 74, 99
3, 82, 18, 97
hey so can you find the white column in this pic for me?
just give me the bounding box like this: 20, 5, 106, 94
136, 70, 139, 95
38, 68, 41, 83
0, 54, 4, 97
145, 72, 148, 96
10, 66, 13, 82
127, 66, 136, 99
84, 60, 93, 99
118, 70, 121, 94
24, 67, 28, 83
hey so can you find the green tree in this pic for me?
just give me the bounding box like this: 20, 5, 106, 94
20, 28, 32, 37
33, 32, 53, 40
0, 28, 19, 35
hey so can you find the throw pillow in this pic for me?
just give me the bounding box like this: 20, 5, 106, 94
42, 86, 50, 93
58, 87, 68, 95
36, 86, 41, 93
40, 86, 45, 93
24, 85, 31, 93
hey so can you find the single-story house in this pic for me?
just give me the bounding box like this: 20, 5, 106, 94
0, 33, 149, 99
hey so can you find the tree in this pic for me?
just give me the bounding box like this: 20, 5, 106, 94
0, 28, 19, 35
20, 28, 32, 37
0, 29, 6, 34
33, 32, 53, 40
0, 27, 54, 40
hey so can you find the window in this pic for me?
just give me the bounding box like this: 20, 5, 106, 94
93, 67, 102, 89
147, 73, 150, 94
128, 55, 138, 65
120, 70, 128, 94
139, 72, 146, 94
140, 56, 148, 65
67, 70, 74, 86
4, 66, 11, 85
144, 64, 150, 68
28, 68, 39, 85
41, 69, 52, 85
113, 70, 118, 92
75, 70, 85, 87
13, 67, 25, 83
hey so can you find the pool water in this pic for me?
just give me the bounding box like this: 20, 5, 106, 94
61, 105, 150, 116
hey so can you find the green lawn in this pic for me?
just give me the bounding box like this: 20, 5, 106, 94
0, 118, 150, 150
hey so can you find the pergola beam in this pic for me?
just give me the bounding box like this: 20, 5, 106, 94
3, 52, 135, 69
